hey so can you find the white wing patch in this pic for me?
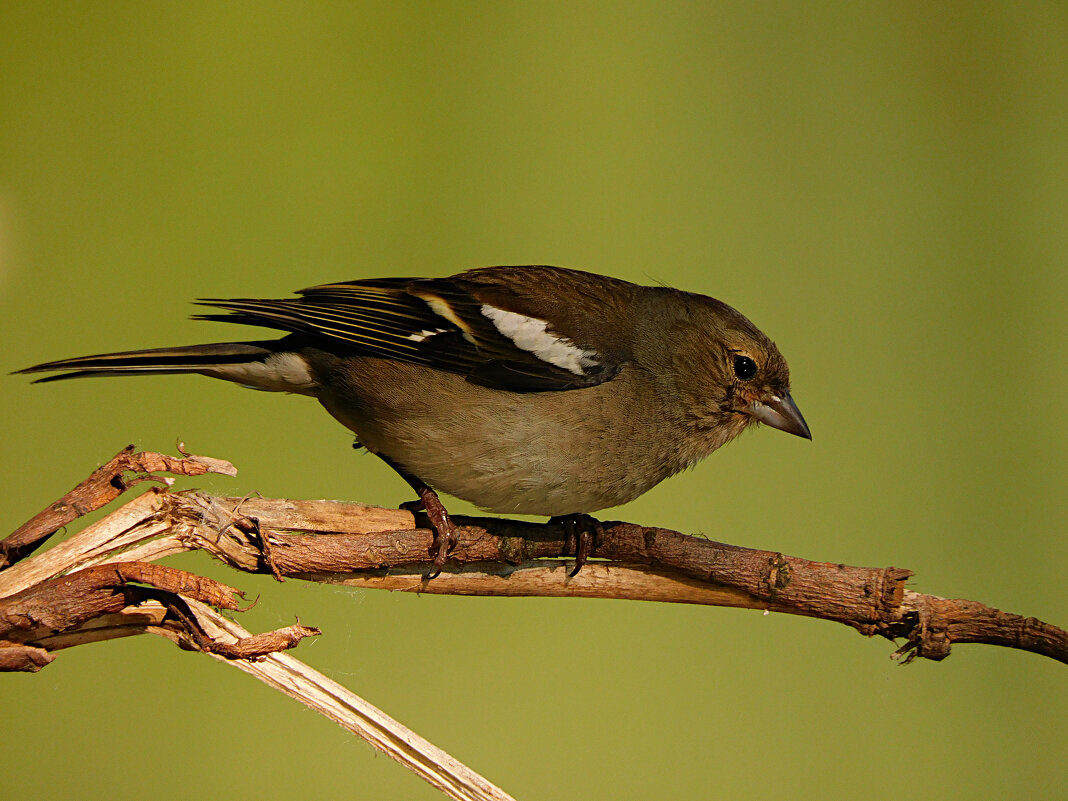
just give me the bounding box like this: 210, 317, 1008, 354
407, 328, 447, 342
480, 305, 599, 375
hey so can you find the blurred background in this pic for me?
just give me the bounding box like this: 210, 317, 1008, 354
2, 3, 1066, 799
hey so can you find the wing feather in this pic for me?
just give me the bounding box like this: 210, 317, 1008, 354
195, 270, 622, 392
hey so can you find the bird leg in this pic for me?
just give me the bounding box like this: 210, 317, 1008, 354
550, 513, 604, 577
378, 455, 457, 579
413, 485, 458, 579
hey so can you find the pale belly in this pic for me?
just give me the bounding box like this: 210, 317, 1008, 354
313, 357, 692, 516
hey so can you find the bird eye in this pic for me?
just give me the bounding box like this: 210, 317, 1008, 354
733, 354, 757, 381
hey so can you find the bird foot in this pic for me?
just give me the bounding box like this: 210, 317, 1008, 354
410, 485, 458, 579
550, 513, 604, 577
378, 455, 457, 579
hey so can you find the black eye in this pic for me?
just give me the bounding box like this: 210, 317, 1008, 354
733, 355, 757, 381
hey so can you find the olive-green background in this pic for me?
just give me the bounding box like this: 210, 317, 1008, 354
2, 3, 1066, 799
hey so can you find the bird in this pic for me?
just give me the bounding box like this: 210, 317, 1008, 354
18, 265, 810, 575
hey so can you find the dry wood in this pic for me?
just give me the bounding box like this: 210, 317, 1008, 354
2, 447, 1065, 800
140, 492, 1066, 664
0, 448, 516, 801
0, 559, 320, 662
0, 444, 235, 569
185, 598, 516, 801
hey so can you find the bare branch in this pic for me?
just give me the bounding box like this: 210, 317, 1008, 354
156, 493, 1068, 664
2, 447, 1064, 800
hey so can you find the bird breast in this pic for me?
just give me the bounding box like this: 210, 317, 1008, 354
312, 356, 700, 516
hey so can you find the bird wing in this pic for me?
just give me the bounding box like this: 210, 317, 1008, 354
195, 271, 623, 392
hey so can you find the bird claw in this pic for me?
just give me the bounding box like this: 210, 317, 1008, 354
411, 485, 458, 580
550, 513, 603, 577
378, 456, 457, 579
423, 518, 458, 579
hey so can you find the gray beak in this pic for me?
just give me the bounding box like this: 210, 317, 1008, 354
747, 393, 811, 440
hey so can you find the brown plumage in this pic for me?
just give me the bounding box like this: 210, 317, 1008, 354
19, 265, 810, 573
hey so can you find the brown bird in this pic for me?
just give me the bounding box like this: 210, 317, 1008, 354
18, 266, 810, 575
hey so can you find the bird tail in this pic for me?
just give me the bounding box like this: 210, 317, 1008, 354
16, 342, 275, 382
14, 341, 320, 396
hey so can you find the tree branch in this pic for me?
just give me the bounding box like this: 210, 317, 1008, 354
158, 493, 1065, 664
2, 448, 1065, 799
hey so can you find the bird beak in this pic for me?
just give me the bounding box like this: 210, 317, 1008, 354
747, 393, 811, 440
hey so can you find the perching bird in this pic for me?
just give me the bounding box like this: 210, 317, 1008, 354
19, 266, 810, 574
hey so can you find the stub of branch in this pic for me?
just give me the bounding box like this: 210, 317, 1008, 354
0, 560, 319, 664
893, 592, 1068, 664
0, 444, 236, 569
0, 644, 54, 672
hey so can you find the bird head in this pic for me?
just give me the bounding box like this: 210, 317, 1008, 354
721, 343, 810, 440
662, 292, 811, 446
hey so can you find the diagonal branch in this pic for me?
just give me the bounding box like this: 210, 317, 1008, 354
0, 443, 235, 569
186, 599, 517, 801
0, 448, 520, 801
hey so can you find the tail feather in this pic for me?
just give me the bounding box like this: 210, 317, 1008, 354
16, 341, 278, 383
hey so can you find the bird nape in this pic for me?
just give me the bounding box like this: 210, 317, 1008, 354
18, 265, 810, 576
